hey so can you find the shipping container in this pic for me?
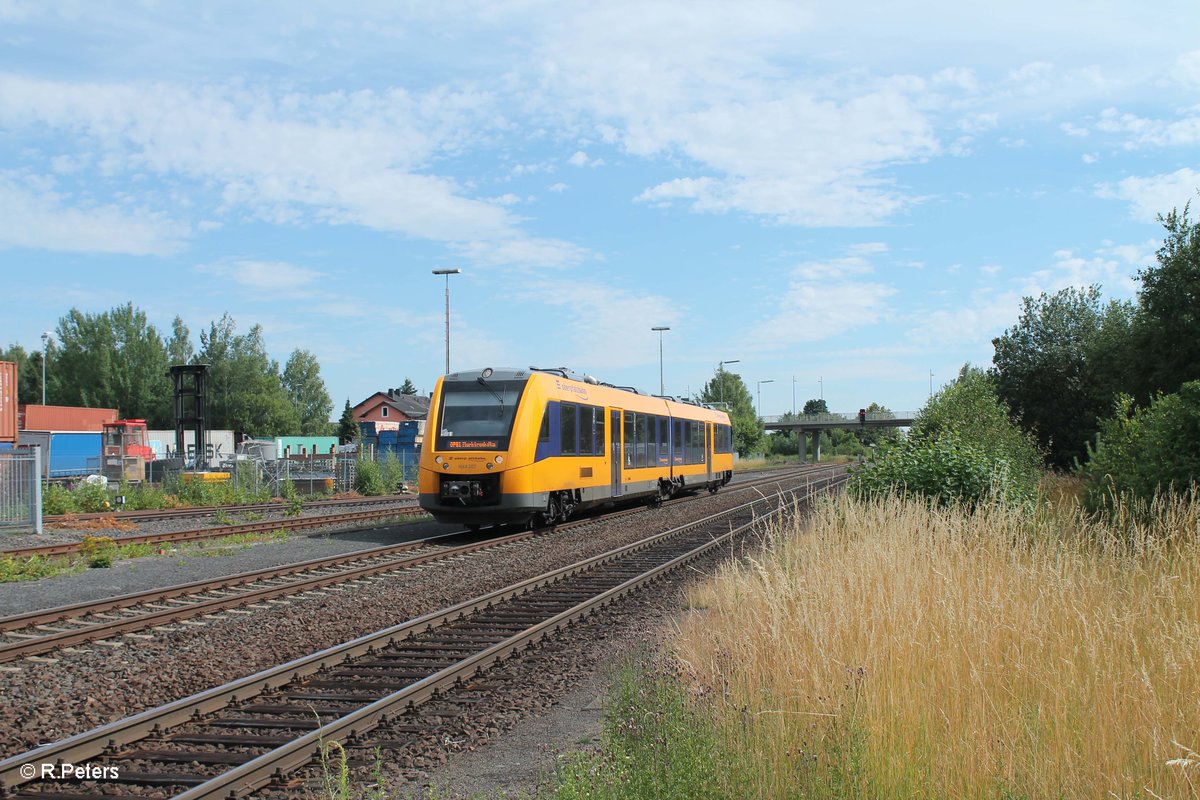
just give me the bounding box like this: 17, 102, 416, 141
146, 429, 236, 463
275, 436, 339, 459
0, 361, 15, 444
18, 431, 102, 478
19, 404, 118, 432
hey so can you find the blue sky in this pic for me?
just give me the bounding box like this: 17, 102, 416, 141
2, 2, 1198, 419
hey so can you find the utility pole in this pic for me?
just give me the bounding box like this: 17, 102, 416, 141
652, 327, 670, 395
432, 268, 461, 374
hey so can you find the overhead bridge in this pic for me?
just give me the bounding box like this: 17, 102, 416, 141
761, 411, 914, 464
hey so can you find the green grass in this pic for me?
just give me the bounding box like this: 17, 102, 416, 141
0, 527, 294, 583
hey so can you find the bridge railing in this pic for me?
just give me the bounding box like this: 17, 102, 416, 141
760, 412, 914, 425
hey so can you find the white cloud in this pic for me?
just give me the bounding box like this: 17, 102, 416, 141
506, 278, 681, 371
0, 73, 584, 264
1097, 168, 1200, 222
1095, 106, 1200, 148
0, 172, 187, 255
451, 236, 591, 269
741, 250, 896, 353
195, 260, 324, 296
567, 150, 603, 167
548, 182, 568, 192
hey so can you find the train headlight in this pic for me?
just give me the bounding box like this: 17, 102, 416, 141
442, 463, 450, 470
494, 455, 504, 464
486, 462, 494, 470
434, 455, 443, 465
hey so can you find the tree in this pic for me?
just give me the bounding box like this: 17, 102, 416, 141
51, 303, 172, 426
1131, 202, 1200, 400
336, 398, 358, 443
199, 314, 299, 437
911, 367, 1042, 496
1081, 382, 1200, 508
398, 378, 418, 395
802, 398, 829, 415
282, 349, 334, 436
166, 315, 194, 366
698, 365, 762, 456
991, 286, 1127, 469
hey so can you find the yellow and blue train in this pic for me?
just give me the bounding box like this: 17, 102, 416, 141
418, 366, 734, 527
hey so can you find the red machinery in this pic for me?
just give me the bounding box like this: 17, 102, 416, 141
102, 419, 155, 482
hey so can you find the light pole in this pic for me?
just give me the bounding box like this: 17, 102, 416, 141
756, 379, 774, 418
819, 376, 823, 401
651, 326, 670, 395
40, 331, 50, 405
719, 359, 739, 406
432, 268, 461, 374
792, 375, 796, 415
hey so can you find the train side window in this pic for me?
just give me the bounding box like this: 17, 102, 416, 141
576, 405, 591, 455
674, 419, 683, 463
561, 403, 577, 455
593, 407, 605, 456
657, 416, 668, 464
538, 407, 551, 444
628, 410, 638, 465
636, 414, 649, 468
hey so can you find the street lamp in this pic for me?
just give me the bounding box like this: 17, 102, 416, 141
651, 326, 670, 395
40, 331, 50, 405
756, 379, 774, 418
792, 375, 796, 415
719, 359, 740, 406
432, 268, 461, 374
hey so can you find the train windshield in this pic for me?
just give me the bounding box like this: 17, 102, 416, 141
435, 379, 527, 451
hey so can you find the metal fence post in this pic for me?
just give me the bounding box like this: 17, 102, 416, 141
32, 447, 43, 534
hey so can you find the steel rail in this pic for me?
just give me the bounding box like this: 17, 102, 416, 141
0, 466, 835, 664
0, 468, 843, 796
43, 494, 416, 526
3, 506, 429, 560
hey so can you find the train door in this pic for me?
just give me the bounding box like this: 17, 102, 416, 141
705, 422, 713, 484
610, 409, 622, 497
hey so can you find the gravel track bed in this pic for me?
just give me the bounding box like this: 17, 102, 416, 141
273, 526, 761, 799
0, 518, 455, 618
0, 485, 798, 761
0, 498, 421, 552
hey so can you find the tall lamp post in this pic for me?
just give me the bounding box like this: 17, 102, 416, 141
40, 331, 50, 405
432, 268, 461, 374
719, 359, 740, 406
756, 379, 774, 418
651, 326, 670, 395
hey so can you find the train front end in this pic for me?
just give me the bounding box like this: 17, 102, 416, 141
418, 367, 538, 526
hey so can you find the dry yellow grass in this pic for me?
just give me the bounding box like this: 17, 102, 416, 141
674, 492, 1200, 799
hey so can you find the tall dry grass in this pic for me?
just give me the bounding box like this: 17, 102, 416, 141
674, 492, 1200, 799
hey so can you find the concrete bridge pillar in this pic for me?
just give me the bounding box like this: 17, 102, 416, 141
797, 429, 808, 464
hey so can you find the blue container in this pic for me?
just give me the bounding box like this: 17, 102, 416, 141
47, 432, 102, 478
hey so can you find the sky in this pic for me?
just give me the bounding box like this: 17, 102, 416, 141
1, 1, 1198, 420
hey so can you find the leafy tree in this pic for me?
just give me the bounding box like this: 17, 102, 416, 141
911, 367, 1042, 497
336, 398, 358, 443
166, 315, 194, 366
991, 286, 1128, 469
1131, 202, 1200, 400
199, 314, 299, 437
802, 398, 828, 415
398, 378, 418, 395
282, 349, 334, 435
51, 303, 172, 426
1080, 382, 1200, 508
698, 365, 762, 456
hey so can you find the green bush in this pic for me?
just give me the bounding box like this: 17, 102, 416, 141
848, 434, 1034, 508
1081, 381, 1200, 509
355, 458, 385, 496
42, 483, 77, 515
72, 481, 111, 512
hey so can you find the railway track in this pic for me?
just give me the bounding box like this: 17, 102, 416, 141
0, 468, 844, 799
43, 493, 417, 526
0, 466, 835, 665
3, 506, 429, 560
